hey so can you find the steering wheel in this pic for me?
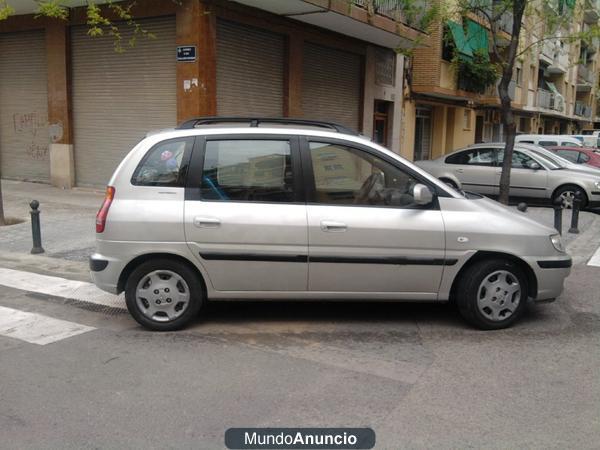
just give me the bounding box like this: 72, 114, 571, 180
354, 173, 384, 204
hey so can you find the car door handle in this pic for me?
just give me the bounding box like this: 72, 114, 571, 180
455, 168, 464, 173
320, 221, 347, 232
193, 217, 221, 228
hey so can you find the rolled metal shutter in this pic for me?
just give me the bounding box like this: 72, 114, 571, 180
217, 20, 284, 116
302, 43, 362, 131
0, 30, 50, 182
71, 17, 176, 186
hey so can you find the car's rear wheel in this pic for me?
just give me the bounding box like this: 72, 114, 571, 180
125, 258, 204, 331
552, 185, 588, 209
456, 259, 528, 330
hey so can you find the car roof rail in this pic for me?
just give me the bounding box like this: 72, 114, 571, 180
176, 116, 359, 136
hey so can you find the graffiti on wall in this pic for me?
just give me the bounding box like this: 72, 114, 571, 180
12, 112, 49, 160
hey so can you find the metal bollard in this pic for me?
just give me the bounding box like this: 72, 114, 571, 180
30, 200, 45, 254
568, 191, 582, 234
553, 198, 563, 235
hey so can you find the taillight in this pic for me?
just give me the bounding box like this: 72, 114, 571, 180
96, 186, 115, 233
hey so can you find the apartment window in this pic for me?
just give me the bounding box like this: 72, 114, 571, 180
463, 109, 472, 130
441, 25, 455, 62
515, 67, 522, 86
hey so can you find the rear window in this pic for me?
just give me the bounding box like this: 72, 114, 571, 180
131, 137, 193, 187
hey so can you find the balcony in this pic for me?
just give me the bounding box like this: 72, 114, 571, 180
547, 48, 570, 74
577, 64, 595, 91
540, 40, 556, 64
484, 79, 516, 100
232, 0, 425, 48
537, 89, 566, 113
584, 0, 600, 24
575, 101, 593, 118
352, 0, 427, 26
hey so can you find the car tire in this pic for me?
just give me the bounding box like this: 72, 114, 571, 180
456, 259, 528, 330
552, 185, 588, 209
125, 258, 204, 331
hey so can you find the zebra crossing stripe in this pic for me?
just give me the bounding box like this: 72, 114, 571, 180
588, 245, 600, 267
0, 305, 95, 345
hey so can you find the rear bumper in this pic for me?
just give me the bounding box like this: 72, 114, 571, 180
89, 253, 124, 294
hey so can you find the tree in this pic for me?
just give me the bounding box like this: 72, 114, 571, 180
452, 0, 600, 204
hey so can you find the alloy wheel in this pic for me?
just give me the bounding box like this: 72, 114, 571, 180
135, 270, 190, 322
476, 270, 521, 322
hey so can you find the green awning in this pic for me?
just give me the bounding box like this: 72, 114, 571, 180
447, 20, 489, 59
546, 81, 559, 94
466, 20, 489, 59
448, 20, 473, 58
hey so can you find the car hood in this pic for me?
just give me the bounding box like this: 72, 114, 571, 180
555, 167, 600, 181
561, 163, 600, 175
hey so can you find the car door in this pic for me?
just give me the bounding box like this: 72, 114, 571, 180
496, 149, 548, 198
302, 138, 446, 298
444, 148, 498, 195
184, 135, 308, 292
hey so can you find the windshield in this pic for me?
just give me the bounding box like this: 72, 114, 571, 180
520, 146, 567, 169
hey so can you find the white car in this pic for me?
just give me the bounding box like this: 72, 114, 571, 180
90, 118, 572, 331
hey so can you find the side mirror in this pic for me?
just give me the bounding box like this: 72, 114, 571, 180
528, 161, 541, 170
413, 183, 434, 206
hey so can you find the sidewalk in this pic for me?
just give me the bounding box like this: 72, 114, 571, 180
0, 180, 103, 261
1, 180, 599, 271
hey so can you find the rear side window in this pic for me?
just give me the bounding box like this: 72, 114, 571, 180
445, 148, 495, 166
200, 140, 294, 203
519, 140, 534, 144
539, 141, 558, 147
131, 137, 193, 187
556, 149, 578, 163
579, 152, 590, 163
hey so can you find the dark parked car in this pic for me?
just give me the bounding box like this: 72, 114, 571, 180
548, 146, 600, 169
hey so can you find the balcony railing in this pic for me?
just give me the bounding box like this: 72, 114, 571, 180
575, 101, 593, 118
352, 0, 426, 24
578, 64, 595, 84
537, 89, 566, 113
584, 0, 600, 24
484, 79, 516, 99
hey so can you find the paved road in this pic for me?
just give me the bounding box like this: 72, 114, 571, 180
1, 261, 599, 449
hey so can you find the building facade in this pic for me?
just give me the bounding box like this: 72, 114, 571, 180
402, 0, 600, 161
0, 0, 420, 188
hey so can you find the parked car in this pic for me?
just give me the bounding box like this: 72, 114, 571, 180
515, 134, 583, 148
415, 142, 600, 209
90, 118, 572, 331
517, 143, 600, 175
548, 146, 600, 169
569, 135, 599, 148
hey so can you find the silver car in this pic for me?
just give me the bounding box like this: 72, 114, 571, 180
416, 143, 600, 209
90, 118, 571, 331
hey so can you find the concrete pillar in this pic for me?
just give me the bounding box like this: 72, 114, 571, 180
176, 0, 216, 122
46, 19, 74, 189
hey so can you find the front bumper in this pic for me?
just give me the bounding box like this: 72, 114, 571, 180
529, 256, 572, 302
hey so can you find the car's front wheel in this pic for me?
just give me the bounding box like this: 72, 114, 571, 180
552, 184, 588, 209
456, 259, 528, 330
125, 258, 204, 331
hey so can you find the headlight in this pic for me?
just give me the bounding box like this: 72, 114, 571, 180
594, 181, 600, 189
550, 234, 565, 253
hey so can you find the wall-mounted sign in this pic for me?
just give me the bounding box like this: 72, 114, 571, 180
177, 46, 196, 62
